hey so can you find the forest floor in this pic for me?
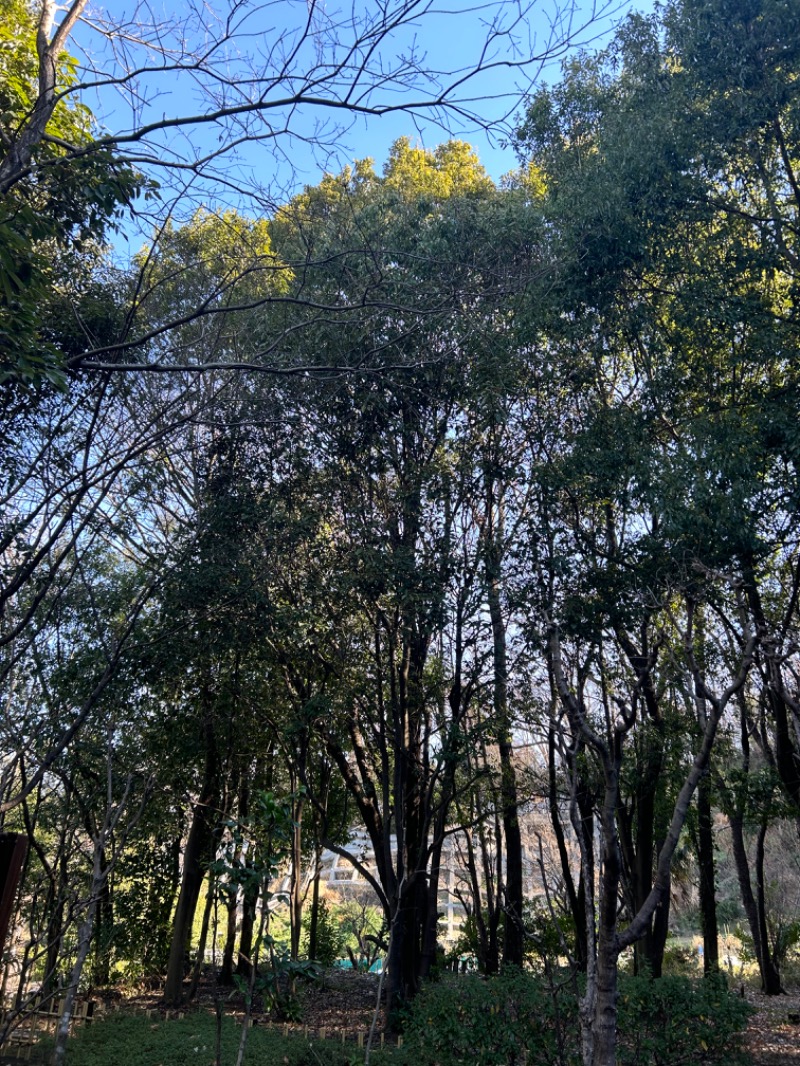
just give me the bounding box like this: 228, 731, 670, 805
106, 970, 800, 1063
743, 988, 800, 1065
3, 972, 799, 1064
117, 967, 389, 1036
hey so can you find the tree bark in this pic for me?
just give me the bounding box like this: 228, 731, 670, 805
163, 787, 217, 1003
728, 811, 781, 992
592, 774, 623, 1066
548, 720, 586, 970
754, 816, 783, 994
483, 472, 524, 968
235, 882, 260, 980
289, 792, 304, 961
220, 896, 237, 985
187, 877, 214, 1001
697, 774, 719, 973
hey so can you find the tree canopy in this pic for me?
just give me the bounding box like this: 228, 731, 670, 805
2, 3, 800, 1066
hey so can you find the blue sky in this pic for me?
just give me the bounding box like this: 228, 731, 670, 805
70, 0, 643, 249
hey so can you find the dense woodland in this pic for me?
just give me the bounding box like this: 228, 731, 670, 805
1, 1, 800, 1065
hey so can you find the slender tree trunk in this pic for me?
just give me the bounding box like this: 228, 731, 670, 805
591, 777, 623, 1066
483, 484, 523, 968
307, 859, 321, 962
548, 720, 586, 970
697, 775, 719, 972
220, 897, 237, 985
649, 863, 671, 979
51, 901, 96, 1066
420, 835, 443, 979
51, 836, 108, 1066
729, 812, 781, 993
90, 857, 112, 986
625, 730, 666, 977
755, 816, 783, 994
164, 697, 219, 1004
236, 883, 260, 980
187, 877, 214, 1001
289, 793, 304, 961
163, 788, 217, 1003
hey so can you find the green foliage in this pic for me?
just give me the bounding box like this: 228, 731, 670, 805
212, 791, 295, 899
335, 900, 387, 968
0, 0, 147, 386
303, 899, 344, 966
212, 790, 321, 1020
398, 971, 751, 1066
399, 970, 569, 1065
522, 900, 577, 967
45, 1011, 395, 1066
112, 834, 179, 982
382, 138, 494, 201
616, 974, 752, 1066
133, 209, 290, 361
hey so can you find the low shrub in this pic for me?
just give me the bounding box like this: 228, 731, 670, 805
399, 970, 751, 1066
35, 971, 751, 1066
399, 969, 576, 1065
616, 973, 752, 1066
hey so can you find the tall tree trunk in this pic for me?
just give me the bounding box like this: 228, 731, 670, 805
483, 474, 524, 968
548, 719, 586, 970
187, 876, 214, 1001
697, 774, 719, 973
754, 816, 782, 994
164, 696, 219, 1005
591, 775, 623, 1066
220, 896, 237, 985
307, 862, 321, 962
51, 890, 98, 1066
289, 791, 304, 961
420, 834, 443, 980
728, 812, 782, 993
163, 785, 217, 1003
630, 761, 658, 976
236, 882, 261, 980
90, 856, 112, 986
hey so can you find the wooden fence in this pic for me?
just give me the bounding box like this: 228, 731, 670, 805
1, 1000, 94, 1061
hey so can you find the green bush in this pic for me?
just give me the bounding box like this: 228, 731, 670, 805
39, 972, 751, 1066
399, 969, 574, 1066
302, 898, 344, 966
399, 970, 751, 1066
617, 973, 752, 1066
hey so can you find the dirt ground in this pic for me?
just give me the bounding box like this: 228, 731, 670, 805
743, 988, 800, 1065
